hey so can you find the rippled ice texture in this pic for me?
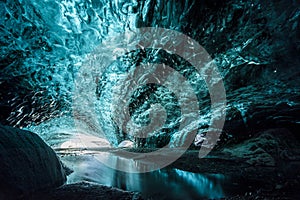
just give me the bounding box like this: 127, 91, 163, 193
1, 0, 299, 147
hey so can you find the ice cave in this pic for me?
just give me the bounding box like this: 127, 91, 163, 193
0, 0, 299, 199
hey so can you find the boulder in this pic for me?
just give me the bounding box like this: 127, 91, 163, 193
223, 129, 300, 167
0, 125, 66, 199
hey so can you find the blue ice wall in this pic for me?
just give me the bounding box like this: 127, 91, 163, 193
0, 0, 299, 146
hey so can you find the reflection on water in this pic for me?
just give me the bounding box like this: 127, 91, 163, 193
61, 152, 228, 200
25, 124, 229, 199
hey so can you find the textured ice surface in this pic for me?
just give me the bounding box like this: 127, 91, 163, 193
1, 0, 299, 147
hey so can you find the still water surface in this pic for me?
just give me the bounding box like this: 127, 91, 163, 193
60, 151, 229, 200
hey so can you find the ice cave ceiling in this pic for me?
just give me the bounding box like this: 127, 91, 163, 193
0, 0, 299, 147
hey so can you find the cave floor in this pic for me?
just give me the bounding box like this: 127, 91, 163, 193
26, 129, 300, 200
27, 147, 300, 200
171, 150, 300, 199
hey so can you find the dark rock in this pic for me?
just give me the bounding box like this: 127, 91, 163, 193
30, 182, 143, 200
246, 103, 300, 139
223, 106, 248, 141
0, 125, 66, 199
61, 162, 74, 176
222, 128, 300, 167
224, 64, 267, 91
